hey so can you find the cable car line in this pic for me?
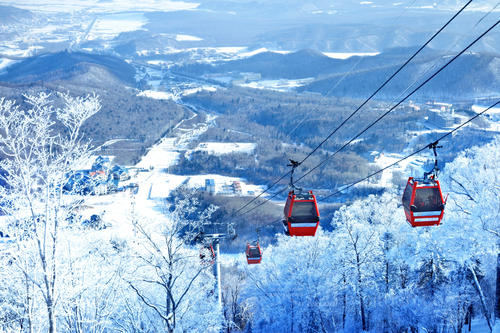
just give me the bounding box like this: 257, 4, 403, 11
319, 99, 500, 202
228, 1, 474, 218
241, 99, 498, 231
286, 0, 423, 141
385, 0, 500, 110
237, 17, 499, 218
293, 19, 499, 188
230, 171, 292, 217
295, 0, 473, 167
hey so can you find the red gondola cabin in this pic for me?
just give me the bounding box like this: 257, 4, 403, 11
246, 242, 262, 264
402, 177, 446, 227
283, 190, 320, 236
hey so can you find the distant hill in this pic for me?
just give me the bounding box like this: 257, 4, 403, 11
112, 30, 179, 57
173, 47, 441, 79
174, 47, 500, 100
0, 5, 32, 24
0, 51, 190, 165
300, 52, 500, 100
0, 51, 137, 87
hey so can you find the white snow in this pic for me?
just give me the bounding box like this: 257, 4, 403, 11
87, 13, 147, 41
471, 104, 500, 132
238, 48, 291, 58
29, 24, 60, 35
238, 78, 314, 92
138, 90, 179, 101
462, 318, 500, 333
181, 86, 218, 96
137, 138, 180, 170
175, 34, 203, 42
323, 52, 380, 59
472, 104, 500, 115
0, 45, 43, 58
146, 60, 170, 66
72, 155, 115, 170
0, 58, 16, 71
192, 142, 256, 155
371, 152, 426, 187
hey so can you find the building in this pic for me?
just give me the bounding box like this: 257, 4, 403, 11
232, 181, 242, 194
111, 165, 130, 181
94, 182, 108, 195
205, 179, 215, 194
91, 156, 111, 173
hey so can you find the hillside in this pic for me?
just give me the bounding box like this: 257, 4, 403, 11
301, 52, 500, 100
0, 5, 32, 24
0, 51, 190, 164
0, 51, 137, 87
172, 47, 426, 79
171, 47, 500, 100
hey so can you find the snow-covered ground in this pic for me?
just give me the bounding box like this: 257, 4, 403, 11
175, 34, 203, 42
323, 51, 380, 59
137, 137, 180, 170
137, 85, 217, 102
238, 78, 315, 92
472, 104, 500, 132
370, 152, 427, 187
87, 13, 148, 41
462, 318, 500, 333
138, 90, 179, 101
0, 58, 16, 72
191, 142, 255, 155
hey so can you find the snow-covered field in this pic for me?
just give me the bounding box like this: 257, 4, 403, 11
0, 58, 16, 71
323, 51, 380, 59
87, 13, 148, 41
238, 78, 315, 92
192, 142, 255, 155
175, 34, 203, 42
137, 137, 180, 170
370, 152, 427, 187
138, 90, 179, 101
472, 104, 500, 131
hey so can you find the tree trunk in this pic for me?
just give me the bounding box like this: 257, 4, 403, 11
48, 300, 56, 333
356, 253, 366, 331
496, 252, 500, 319
467, 305, 472, 332
342, 273, 346, 330
359, 291, 366, 331
384, 260, 389, 333
25, 274, 33, 333
468, 263, 492, 332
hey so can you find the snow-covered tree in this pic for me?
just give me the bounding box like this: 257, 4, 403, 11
222, 264, 251, 332
0, 93, 100, 332
441, 136, 500, 330
243, 231, 339, 332
123, 192, 222, 333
